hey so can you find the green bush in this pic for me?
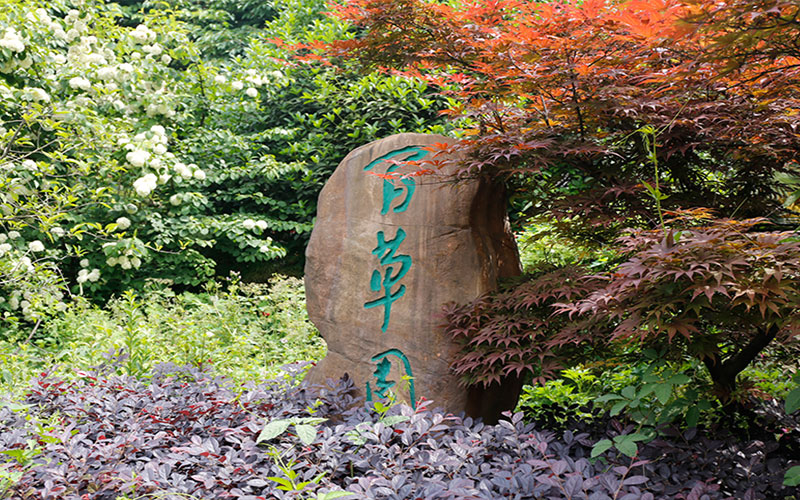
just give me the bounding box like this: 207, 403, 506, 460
0, 275, 324, 397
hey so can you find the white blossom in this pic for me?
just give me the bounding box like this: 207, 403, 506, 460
28, 240, 45, 252
130, 24, 156, 44
133, 173, 158, 196
18, 256, 33, 272
28, 87, 50, 102
174, 162, 192, 179
131, 257, 141, 268
231, 80, 243, 90
143, 44, 162, 56
22, 160, 37, 170
0, 243, 11, 257
115, 216, 131, 230
50, 226, 65, 237
0, 28, 25, 53
126, 149, 150, 167
8, 231, 20, 239
69, 76, 92, 91
243, 219, 256, 230
169, 194, 181, 206
97, 66, 117, 80
255, 220, 268, 231
88, 269, 100, 282
150, 125, 166, 136
193, 169, 206, 181
245, 87, 258, 98
80, 258, 89, 268
214, 74, 227, 84
153, 144, 167, 155
161, 54, 172, 65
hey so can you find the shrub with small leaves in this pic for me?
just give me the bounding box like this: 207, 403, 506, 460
2, 364, 797, 499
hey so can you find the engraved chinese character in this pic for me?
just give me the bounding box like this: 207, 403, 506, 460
363, 146, 427, 215
364, 228, 412, 332
366, 348, 416, 408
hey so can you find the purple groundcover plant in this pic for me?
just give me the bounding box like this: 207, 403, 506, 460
0, 363, 795, 499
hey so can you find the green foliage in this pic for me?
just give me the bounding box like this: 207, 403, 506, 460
0, 274, 324, 397
515, 368, 597, 427
258, 416, 327, 446
516, 221, 618, 273
785, 465, 800, 487
0, 0, 449, 326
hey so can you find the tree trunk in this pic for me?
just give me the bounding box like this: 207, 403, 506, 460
702, 324, 779, 401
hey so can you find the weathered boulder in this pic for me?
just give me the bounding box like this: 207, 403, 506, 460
304, 133, 522, 421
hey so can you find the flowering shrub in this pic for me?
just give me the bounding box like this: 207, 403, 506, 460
0, 0, 448, 329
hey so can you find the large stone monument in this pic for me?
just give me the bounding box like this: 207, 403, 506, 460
304, 133, 522, 421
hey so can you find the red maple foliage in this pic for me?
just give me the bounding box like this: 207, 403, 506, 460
311, 0, 800, 399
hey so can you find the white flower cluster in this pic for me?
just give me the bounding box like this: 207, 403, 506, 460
76, 267, 100, 283
115, 216, 131, 231
24, 87, 50, 102
69, 76, 92, 91
242, 219, 268, 231
67, 34, 111, 69
58, 9, 88, 44
26, 8, 57, 31
142, 43, 162, 56
0, 28, 25, 53
6, 286, 67, 319
173, 162, 205, 182
28, 240, 45, 252
0, 232, 18, 257
124, 125, 205, 198
129, 24, 156, 45
133, 173, 158, 197
105, 253, 142, 270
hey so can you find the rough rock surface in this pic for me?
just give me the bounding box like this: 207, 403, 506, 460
304, 133, 521, 420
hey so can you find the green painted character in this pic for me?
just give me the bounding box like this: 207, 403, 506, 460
363, 146, 427, 215
366, 348, 416, 409
364, 228, 412, 332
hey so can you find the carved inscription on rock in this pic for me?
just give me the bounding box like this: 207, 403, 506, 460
304, 133, 521, 418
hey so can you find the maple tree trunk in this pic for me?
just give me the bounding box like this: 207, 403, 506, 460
701, 324, 779, 401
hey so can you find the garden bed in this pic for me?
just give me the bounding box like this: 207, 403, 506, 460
1, 364, 797, 499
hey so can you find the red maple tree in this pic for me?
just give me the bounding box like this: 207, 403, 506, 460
309, 0, 800, 400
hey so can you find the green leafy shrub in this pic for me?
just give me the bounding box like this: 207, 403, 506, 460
0, 274, 324, 397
